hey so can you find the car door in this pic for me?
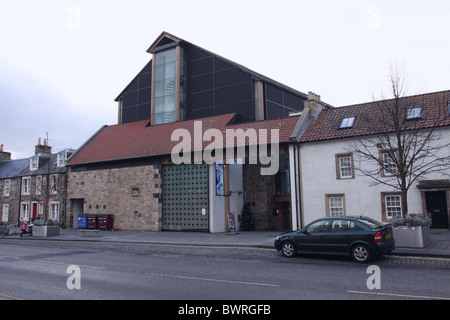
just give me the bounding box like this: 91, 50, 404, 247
326, 219, 366, 253
295, 219, 331, 252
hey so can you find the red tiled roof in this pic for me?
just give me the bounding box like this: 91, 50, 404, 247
300, 90, 450, 143
68, 113, 300, 166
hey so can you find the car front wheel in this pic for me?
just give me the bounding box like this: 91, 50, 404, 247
281, 241, 296, 258
351, 244, 371, 263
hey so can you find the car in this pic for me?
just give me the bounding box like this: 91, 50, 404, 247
274, 216, 395, 263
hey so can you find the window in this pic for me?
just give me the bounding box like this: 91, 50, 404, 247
36, 176, 42, 195
336, 154, 354, 179
382, 151, 397, 176
30, 157, 39, 171
406, 106, 422, 120
382, 193, 402, 220
2, 204, 9, 223
3, 180, 10, 197
50, 202, 59, 221
57, 151, 73, 167
306, 219, 331, 233
22, 177, 31, 195
153, 47, 186, 125
330, 219, 367, 232
21, 202, 30, 221
326, 194, 345, 217
50, 174, 58, 194
339, 116, 356, 129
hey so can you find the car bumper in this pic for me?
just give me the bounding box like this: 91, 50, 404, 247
371, 240, 395, 255
274, 239, 282, 251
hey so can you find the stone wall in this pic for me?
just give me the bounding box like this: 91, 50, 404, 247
67, 164, 162, 231
242, 164, 275, 230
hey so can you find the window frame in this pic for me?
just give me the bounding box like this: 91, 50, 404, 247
381, 192, 403, 221
325, 194, 346, 217
49, 201, 60, 221
2, 204, 9, 223
22, 177, 31, 195
3, 179, 11, 197
20, 202, 30, 221
381, 150, 398, 177
335, 153, 354, 179
339, 116, 356, 129
406, 106, 422, 120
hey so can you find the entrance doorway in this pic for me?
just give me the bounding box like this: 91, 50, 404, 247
425, 191, 449, 229
162, 164, 209, 231
71, 199, 84, 228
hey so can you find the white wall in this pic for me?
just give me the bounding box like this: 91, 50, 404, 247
299, 128, 450, 225
209, 162, 244, 233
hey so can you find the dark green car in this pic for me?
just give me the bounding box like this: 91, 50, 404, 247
274, 216, 395, 263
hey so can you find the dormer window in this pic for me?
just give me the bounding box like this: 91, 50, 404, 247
339, 116, 356, 129
30, 157, 39, 171
406, 106, 422, 120
57, 151, 73, 167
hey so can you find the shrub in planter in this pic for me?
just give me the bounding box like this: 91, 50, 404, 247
391, 214, 431, 248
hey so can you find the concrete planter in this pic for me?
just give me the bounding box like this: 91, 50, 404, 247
32, 225, 60, 237
393, 226, 431, 248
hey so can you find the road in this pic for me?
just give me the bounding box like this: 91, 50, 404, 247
0, 239, 449, 303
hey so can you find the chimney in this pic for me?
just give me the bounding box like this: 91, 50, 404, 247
35, 138, 52, 155
305, 91, 327, 117
0, 144, 12, 162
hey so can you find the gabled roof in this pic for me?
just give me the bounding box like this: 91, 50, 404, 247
115, 31, 309, 102
19, 154, 67, 176
300, 90, 450, 143
68, 113, 301, 166
0, 158, 29, 179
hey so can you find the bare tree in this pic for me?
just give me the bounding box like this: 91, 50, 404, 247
350, 64, 450, 216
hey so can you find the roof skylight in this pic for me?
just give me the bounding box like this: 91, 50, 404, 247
339, 116, 356, 129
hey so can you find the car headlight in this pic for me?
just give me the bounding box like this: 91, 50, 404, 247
275, 235, 280, 240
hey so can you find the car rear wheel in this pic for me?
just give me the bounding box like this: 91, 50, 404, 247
281, 241, 296, 258
351, 244, 371, 263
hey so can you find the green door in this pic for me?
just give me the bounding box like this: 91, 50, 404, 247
162, 164, 209, 231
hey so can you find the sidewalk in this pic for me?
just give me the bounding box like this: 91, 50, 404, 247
3, 227, 450, 259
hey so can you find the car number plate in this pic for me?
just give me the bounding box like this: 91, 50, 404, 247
386, 233, 392, 239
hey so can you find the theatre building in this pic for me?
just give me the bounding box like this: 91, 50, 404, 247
66, 32, 331, 232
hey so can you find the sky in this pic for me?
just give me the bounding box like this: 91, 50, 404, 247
1, 0, 449, 159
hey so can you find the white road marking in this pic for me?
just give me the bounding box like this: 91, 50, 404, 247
347, 290, 450, 300
146, 272, 279, 287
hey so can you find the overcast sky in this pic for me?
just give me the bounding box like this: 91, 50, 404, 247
1, 0, 449, 159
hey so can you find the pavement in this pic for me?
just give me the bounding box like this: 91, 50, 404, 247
2, 227, 450, 259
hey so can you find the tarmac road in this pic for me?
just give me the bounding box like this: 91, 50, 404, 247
0, 239, 449, 301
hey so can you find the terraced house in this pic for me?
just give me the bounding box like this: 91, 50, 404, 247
0, 140, 74, 227
298, 90, 450, 229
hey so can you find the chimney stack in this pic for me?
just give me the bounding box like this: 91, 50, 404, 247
305, 91, 327, 117
35, 138, 52, 155
0, 144, 12, 162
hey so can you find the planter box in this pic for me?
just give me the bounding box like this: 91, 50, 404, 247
32, 225, 60, 237
393, 226, 431, 248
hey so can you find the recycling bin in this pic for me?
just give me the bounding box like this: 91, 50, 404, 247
97, 214, 114, 230
77, 214, 88, 229
87, 214, 98, 229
